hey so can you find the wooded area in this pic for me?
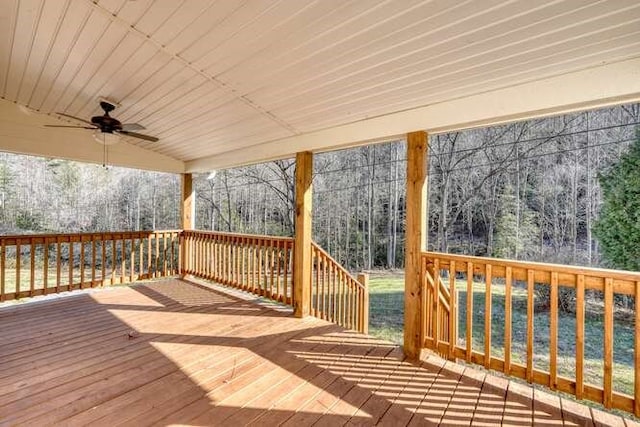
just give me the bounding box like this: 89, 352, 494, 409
0, 103, 638, 273
0, 155, 180, 234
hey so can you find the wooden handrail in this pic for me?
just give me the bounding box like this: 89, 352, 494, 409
421, 251, 640, 416
182, 229, 293, 243
311, 241, 368, 333
0, 230, 180, 302
424, 251, 640, 295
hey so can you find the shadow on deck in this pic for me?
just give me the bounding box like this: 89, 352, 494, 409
0, 279, 633, 426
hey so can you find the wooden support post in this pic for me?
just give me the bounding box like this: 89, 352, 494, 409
293, 151, 313, 318
357, 273, 369, 334
404, 130, 428, 360
180, 173, 194, 277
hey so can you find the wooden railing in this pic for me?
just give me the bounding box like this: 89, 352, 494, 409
421, 251, 640, 415
182, 230, 294, 304
311, 242, 368, 333
0, 230, 180, 302
0, 229, 370, 336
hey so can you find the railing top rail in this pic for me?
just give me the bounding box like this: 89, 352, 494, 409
423, 251, 640, 282
312, 241, 365, 291
0, 230, 181, 242
183, 229, 294, 242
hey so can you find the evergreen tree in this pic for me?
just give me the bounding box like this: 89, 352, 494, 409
593, 131, 640, 271
493, 183, 538, 259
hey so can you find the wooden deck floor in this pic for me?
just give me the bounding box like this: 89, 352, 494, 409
0, 279, 636, 426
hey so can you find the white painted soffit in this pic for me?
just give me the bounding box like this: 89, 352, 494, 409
186, 57, 640, 172
0, 99, 185, 173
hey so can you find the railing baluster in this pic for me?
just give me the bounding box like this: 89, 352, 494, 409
604, 277, 614, 408
343, 270, 348, 328
43, 238, 49, 292
269, 240, 275, 299
130, 236, 135, 282
154, 233, 159, 279
222, 235, 227, 283
101, 235, 106, 284
29, 239, 35, 296
348, 280, 353, 330
226, 236, 231, 284
526, 269, 534, 383
183, 233, 188, 275
221, 236, 226, 283
206, 233, 211, 280
449, 261, 456, 359
256, 239, 262, 300
485, 264, 492, 369
201, 233, 206, 280
121, 237, 126, 284
504, 266, 512, 375
336, 262, 341, 324
192, 232, 196, 277
80, 237, 86, 288
576, 274, 585, 400
217, 235, 222, 281
15, 239, 21, 295
313, 247, 318, 317
231, 236, 236, 285
236, 237, 241, 286
147, 235, 152, 277
212, 234, 217, 280
328, 259, 333, 322
283, 241, 289, 304
466, 261, 473, 362
162, 232, 167, 277
338, 268, 344, 327
339, 269, 344, 327
232, 237, 237, 285
173, 232, 178, 274
112, 238, 116, 285
226, 235, 230, 284
550, 271, 558, 390
139, 236, 144, 279
56, 237, 61, 292
1, 240, 5, 301
67, 239, 71, 290
91, 236, 96, 287
433, 259, 440, 350
258, 238, 262, 295
424, 257, 430, 346
321, 254, 327, 320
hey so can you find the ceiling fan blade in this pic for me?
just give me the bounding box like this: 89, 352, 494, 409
121, 123, 145, 131
56, 112, 94, 125
44, 125, 97, 129
117, 130, 159, 142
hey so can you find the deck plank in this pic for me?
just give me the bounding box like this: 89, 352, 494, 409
245, 333, 370, 426
376, 355, 446, 426
406, 359, 465, 426
470, 372, 509, 426
0, 279, 634, 427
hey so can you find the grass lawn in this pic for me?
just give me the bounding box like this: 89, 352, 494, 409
368, 272, 636, 397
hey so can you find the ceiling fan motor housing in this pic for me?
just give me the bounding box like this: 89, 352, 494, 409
91, 101, 122, 133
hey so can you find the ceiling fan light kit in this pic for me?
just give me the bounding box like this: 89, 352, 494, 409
93, 131, 120, 146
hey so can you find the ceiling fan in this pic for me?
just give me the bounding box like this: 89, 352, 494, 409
45, 101, 159, 142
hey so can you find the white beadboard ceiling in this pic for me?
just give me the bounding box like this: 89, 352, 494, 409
1, 0, 640, 172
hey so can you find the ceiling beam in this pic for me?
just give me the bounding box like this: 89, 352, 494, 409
0, 99, 184, 173
186, 57, 640, 172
